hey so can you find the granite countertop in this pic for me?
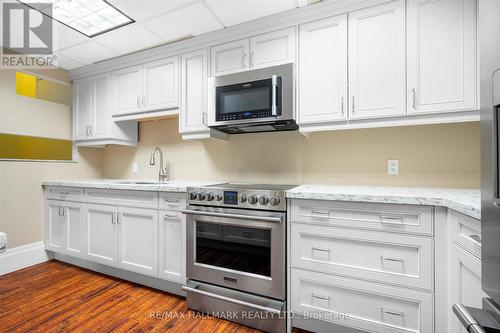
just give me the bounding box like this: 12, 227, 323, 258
41, 179, 224, 193
287, 184, 481, 219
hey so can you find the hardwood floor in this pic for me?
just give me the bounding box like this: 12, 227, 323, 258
0, 261, 308, 333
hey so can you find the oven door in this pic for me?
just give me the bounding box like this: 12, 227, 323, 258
215, 76, 282, 123
183, 205, 285, 300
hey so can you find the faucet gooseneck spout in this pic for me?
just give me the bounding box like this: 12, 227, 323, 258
149, 147, 168, 182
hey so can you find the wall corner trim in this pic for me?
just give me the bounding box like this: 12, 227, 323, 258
0, 241, 52, 276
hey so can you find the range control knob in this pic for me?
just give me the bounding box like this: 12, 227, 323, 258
189, 192, 197, 200
269, 196, 280, 206
240, 195, 247, 203
248, 195, 258, 205
206, 193, 214, 201
259, 195, 269, 205
197, 192, 206, 201
216, 193, 223, 201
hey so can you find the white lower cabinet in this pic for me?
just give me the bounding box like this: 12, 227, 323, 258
85, 204, 159, 277
45, 200, 84, 257
450, 243, 486, 333
159, 210, 185, 283
291, 268, 434, 333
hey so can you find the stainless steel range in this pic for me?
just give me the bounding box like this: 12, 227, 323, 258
182, 184, 294, 333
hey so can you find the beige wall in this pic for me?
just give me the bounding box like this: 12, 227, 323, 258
104, 118, 480, 188
0, 68, 105, 248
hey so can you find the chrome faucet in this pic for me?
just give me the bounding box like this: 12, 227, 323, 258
149, 147, 168, 182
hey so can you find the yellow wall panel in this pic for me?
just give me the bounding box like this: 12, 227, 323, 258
15, 72, 37, 98
0, 133, 72, 160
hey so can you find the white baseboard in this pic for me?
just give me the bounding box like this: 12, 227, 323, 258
0, 241, 53, 275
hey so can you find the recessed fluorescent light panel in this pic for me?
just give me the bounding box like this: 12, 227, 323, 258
18, 0, 134, 37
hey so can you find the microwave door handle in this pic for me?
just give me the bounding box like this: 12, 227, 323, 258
271, 75, 278, 116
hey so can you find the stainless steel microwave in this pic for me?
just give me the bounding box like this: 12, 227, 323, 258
208, 63, 297, 134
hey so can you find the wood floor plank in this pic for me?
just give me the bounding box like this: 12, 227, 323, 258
0, 261, 310, 333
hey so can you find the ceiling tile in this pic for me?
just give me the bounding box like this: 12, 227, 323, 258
56, 54, 85, 70
108, 0, 198, 22
93, 24, 163, 55
142, 2, 222, 42
53, 21, 89, 51
58, 40, 119, 65
205, 0, 296, 26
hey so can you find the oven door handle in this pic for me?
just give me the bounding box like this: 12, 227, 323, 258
182, 283, 282, 315
181, 209, 282, 224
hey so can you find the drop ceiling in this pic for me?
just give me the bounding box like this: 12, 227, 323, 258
1, 0, 319, 70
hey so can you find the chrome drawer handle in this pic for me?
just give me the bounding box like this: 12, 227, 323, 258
380, 215, 404, 225
469, 234, 481, 243
164, 213, 178, 219
312, 247, 331, 253
380, 256, 405, 263
164, 199, 180, 204
312, 293, 331, 301
381, 307, 405, 317
312, 210, 329, 217
59, 192, 70, 195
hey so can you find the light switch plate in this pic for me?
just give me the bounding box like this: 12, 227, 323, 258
388, 160, 399, 175
132, 162, 138, 173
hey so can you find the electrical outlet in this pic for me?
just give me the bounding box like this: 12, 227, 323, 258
132, 162, 138, 173
388, 160, 399, 175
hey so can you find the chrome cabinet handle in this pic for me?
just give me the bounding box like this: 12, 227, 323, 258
312, 293, 331, 301
469, 234, 481, 243
341, 97, 344, 116
412, 88, 416, 108
380, 256, 405, 263
117, 213, 122, 224
202, 112, 207, 125
112, 212, 117, 224
142, 95, 146, 107
164, 213, 178, 219
58, 206, 63, 216
164, 199, 180, 204
381, 307, 405, 317
137, 96, 141, 107
380, 215, 404, 225
250, 51, 254, 67
312, 210, 329, 217
182, 209, 282, 224
312, 247, 331, 253
89, 126, 93, 136
242, 53, 247, 68
352, 96, 355, 114
60, 191, 70, 195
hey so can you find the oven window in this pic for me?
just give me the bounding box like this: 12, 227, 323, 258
195, 222, 271, 277
219, 87, 270, 114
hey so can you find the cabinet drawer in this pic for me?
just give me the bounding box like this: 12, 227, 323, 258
159, 192, 186, 211
45, 186, 83, 201
291, 224, 433, 291
291, 199, 433, 235
85, 189, 158, 209
291, 268, 434, 333
451, 210, 481, 259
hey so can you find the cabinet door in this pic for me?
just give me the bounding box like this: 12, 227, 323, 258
348, 0, 405, 119
180, 49, 209, 134
451, 245, 487, 333
407, 0, 476, 115
111, 65, 142, 116
210, 39, 249, 76
117, 207, 158, 277
64, 202, 84, 257
159, 210, 185, 283
142, 57, 179, 112
85, 204, 117, 266
73, 79, 93, 141
298, 14, 347, 124
45, 200, 65, 253
92, 74, 109, 138
250, 27, 296, 69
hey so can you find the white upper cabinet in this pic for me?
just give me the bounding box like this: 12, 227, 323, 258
111, 56, 180, 118
407, 0, 477, 115
298, 14, 347, 125
73, 74, 137, 147
249, 27, 296, 69
211, 27, 296, 76
348, 0, 406, 120
211, 39, 249, 76
142, 57, 179, 112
